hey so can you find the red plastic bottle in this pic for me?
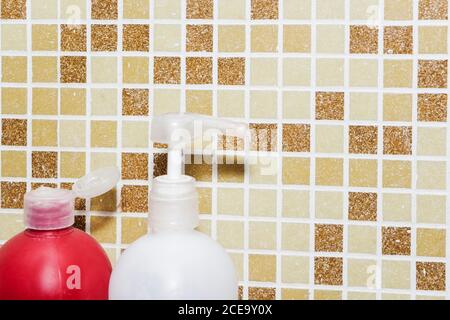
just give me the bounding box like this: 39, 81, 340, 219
0, 227, 111, 300
0, 168, 119, 300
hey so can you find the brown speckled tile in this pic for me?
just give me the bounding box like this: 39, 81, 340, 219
153, 153, 168, 178
251, 0, 279, 20
315, 224, 343, 252
384, 26, 413, 54
350, 26, 379, 54
122, 88, 149, 116
153, 57, 181, 84
186, 57, 213, 84
186, 25, 213, 52
418, 93, 448, 122
90, 189, 117, 212
185, 165, 212, 184
32, 151, 58, 178
248, 287, 276, 300
218, 58, 245, 85
32, 183, 57, 190
238, 286, 243, 300
316, 92, 344, 120
1, 119, 27, 146
91, 25, 117, 51
418, 60, 448, 88
419, 0, 448, 20
314, 257, 343, 285
73, 215, 87, 231
382, 226, 411, 255
282, 124, 310, 152
218, 164, 244, 183
349, 192, 377, 221
121, 153, 149, 180
61, 25, 86, 52
349, 126, 378, 154
383, 126, 412, 155
1, 182, 26, 208
250, 123, 277, 152
60, 182, 86, 211
218, 135, 245, 151
121, 185, 148, 212
1, 0, 26, 19
416, 262, 446, 291
92, 0, 118, 19
123, 24, 149, 52
186, 0, 213, 19
60, 56, 86, 83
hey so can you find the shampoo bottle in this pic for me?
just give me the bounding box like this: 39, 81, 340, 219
109, 113, 247, 300
0, 167, 120, 300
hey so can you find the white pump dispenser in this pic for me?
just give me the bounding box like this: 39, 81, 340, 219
109, 113, 247, 300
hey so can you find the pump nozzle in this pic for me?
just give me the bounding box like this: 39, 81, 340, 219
149, 113, 247, 231
151, 113, 247, 179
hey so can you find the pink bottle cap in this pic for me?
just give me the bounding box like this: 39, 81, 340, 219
24, 167, 120, 230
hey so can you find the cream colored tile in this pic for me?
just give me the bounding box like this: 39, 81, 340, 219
348, 225, 377, 254
382, 260, 410, 289
59, 120, 86, 147
350, 0, 379, 20
419, 26, 447, 54
218, 90, 245, 117
283, 91, 310, 119
122, 121, 149, 148
249, 189, 277, 217
91, 89, 117, 115
317, 0, 345, 19
249, 222, 277, 250
350, 92, 378, 121
284, 0, 311, 19
154, 0, 180, 19
153, 89, 180, 114
250, 91, 277, 119
350, 59, 378, 87
91, 57, 117, 83
315, 191, 343, 220
60, 0, 86, 19
282, 223, 309, 251
219, 25, 245, 52
32, 0, 58, 19
90, 152, 117, 170
382, 193, 411, 222
315, 125, 343, 153
416, 161, 446, 190
218, 0, 245, 19
218, 188, 244, 216
217, 220, 244, 249
250, 58, 277, 86
1, 24, 27, 51
249, 156, 278, 184
348, 259, 377, 287
154, 24, 181, 52
417, 195, 446, 224
282, 256, 309, 284
282, 190, 309, 218
316, 59, 344, 87
283, 58, 310, 86
317, 25, 345, 53
417, 127, 446, 156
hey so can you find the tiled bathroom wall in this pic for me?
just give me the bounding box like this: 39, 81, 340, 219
0, 0, 448, 300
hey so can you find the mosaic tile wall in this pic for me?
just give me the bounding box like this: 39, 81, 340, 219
0, 0, 449, 300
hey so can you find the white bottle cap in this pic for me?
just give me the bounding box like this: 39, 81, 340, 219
150, 113, 247, 231
24, 167, 120, 230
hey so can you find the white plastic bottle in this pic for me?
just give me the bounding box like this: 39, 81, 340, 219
109, 113, 247, 300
